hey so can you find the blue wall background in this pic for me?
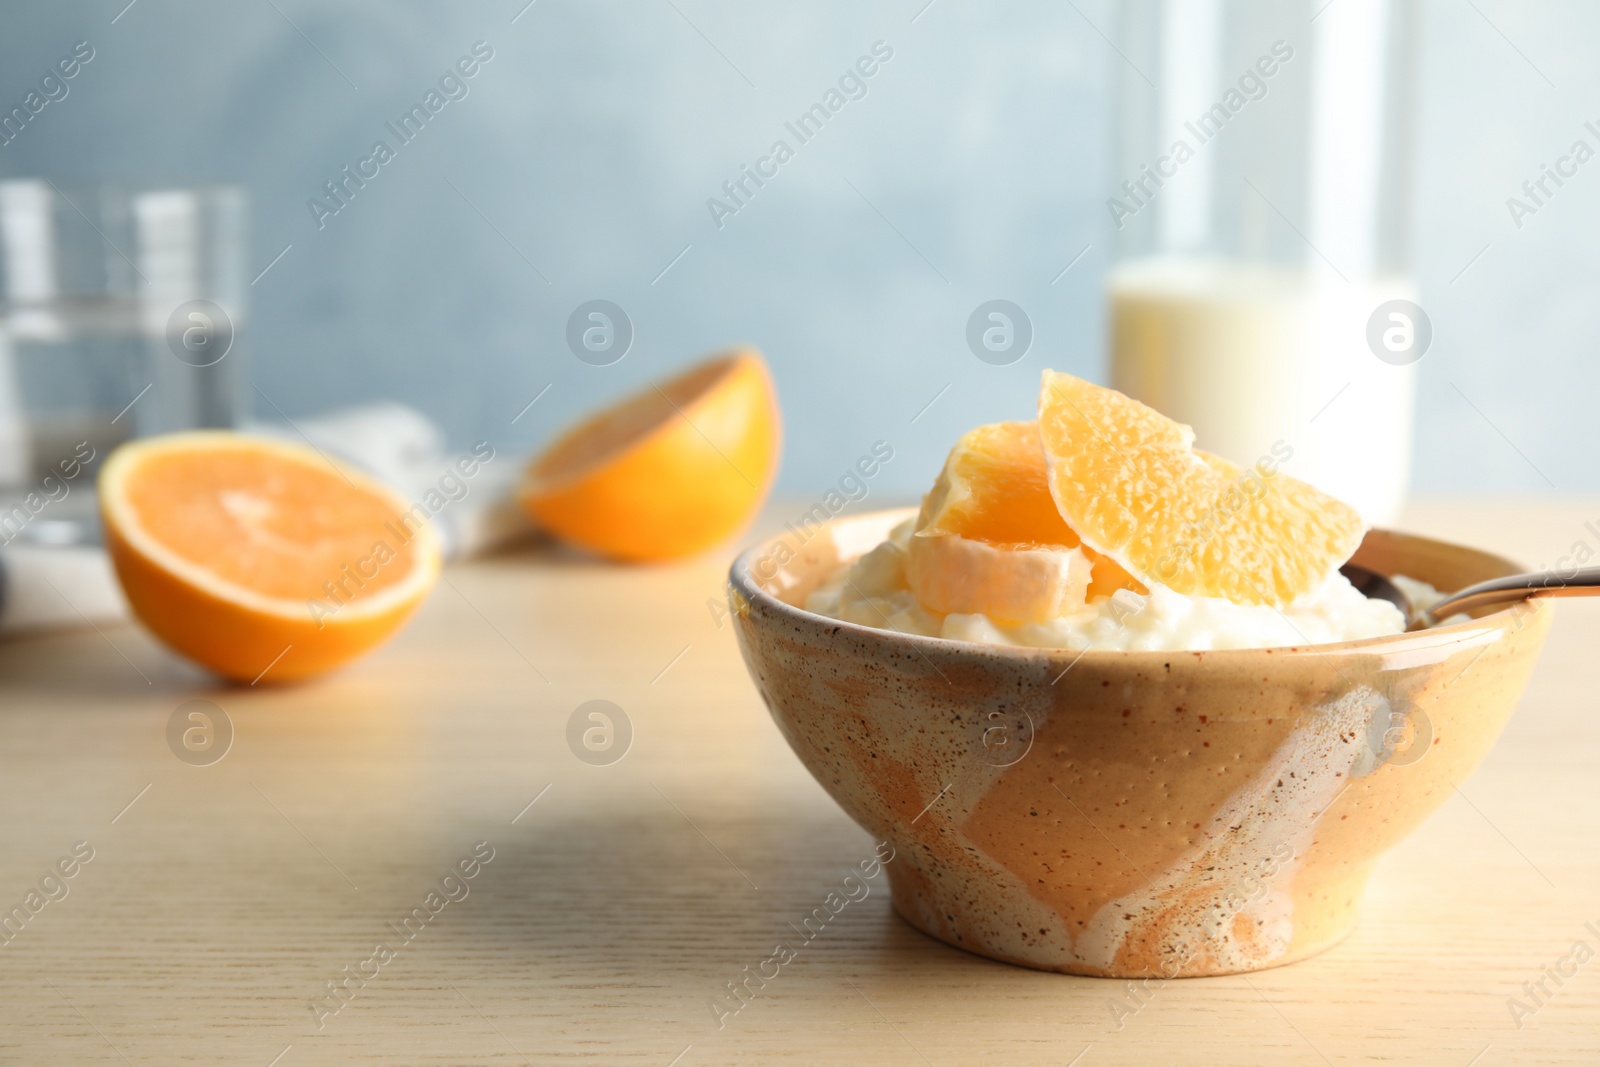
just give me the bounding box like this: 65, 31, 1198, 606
0, 0, 1587, 498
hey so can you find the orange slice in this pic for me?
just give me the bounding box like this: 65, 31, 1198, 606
907, 534, 1094, 625
519, 349, 780, 562
906, 421, 1141, 622
100, 432, 440, 683
1036, 371, 1365, 605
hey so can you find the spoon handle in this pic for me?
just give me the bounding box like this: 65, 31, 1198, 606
1422, 566, 1600, 623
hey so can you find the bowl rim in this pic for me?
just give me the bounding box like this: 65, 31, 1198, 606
726, 506, 1550, 662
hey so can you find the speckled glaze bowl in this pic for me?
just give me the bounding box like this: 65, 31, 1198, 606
729, 508, 1551, 977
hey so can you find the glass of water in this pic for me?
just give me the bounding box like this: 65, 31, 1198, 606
0, 181, 247, 544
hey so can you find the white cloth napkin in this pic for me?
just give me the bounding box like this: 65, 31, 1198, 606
0, 544, 127, 635
0, 404, 532, 635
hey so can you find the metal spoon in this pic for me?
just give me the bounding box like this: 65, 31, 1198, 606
1341, 562, 1600, 631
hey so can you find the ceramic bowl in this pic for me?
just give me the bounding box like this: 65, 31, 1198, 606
728, 507, 1551, 977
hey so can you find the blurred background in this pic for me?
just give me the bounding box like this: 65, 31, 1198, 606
0, 0, 1582, 505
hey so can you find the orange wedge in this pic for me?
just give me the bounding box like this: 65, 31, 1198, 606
906, 421, 1141, 622
1036, 370, 1365, 605
100, 432, 440, 683
519, 349, 780, 562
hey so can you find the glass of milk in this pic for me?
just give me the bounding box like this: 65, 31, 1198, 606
1108, 0, 1422, 524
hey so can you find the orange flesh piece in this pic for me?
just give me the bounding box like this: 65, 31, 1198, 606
917, 421, 1143, 601
920, 421, 1083, 547
124, 450, 420, 602
1037, 371, 1365, 605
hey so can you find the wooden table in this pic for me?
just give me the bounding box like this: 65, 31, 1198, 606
1, 496, 1596, 1066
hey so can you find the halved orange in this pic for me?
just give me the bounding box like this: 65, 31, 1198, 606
906, 421, 1141, 622
1036, 371, 1364, 605
519, 349, 780, 562
100, 432, 440, 683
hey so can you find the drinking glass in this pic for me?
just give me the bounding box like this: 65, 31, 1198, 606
0, 181, 247, 544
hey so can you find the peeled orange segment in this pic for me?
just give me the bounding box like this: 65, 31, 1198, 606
918, 420, 1088, 546
1036, 370, 1365, 606
100, 432, 440, 683
519, 349, 780, 562
907, 421, 1141, 620
907, 534, 1094, 624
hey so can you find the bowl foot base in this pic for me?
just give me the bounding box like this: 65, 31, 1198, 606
887, 866, 1366, 978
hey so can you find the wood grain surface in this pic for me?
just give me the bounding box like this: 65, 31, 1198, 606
0, 496, 1596, 1066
